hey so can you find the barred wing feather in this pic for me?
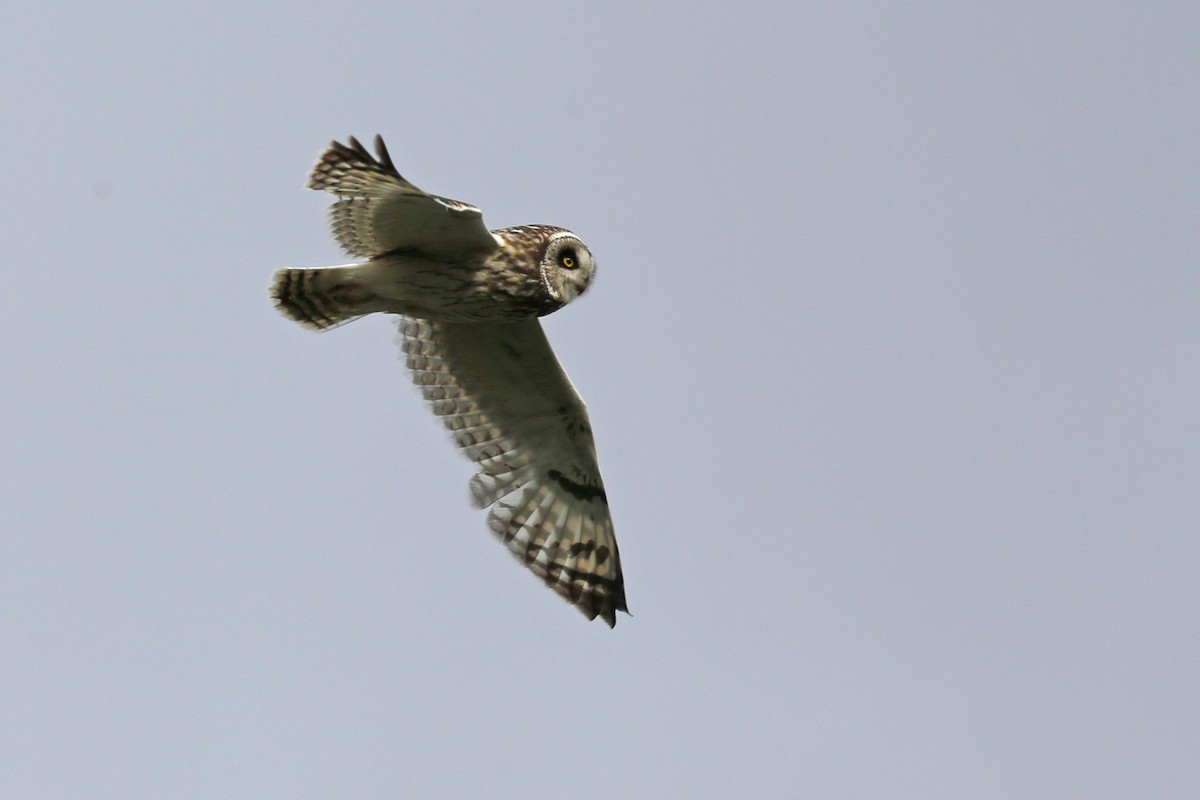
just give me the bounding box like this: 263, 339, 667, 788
400, 318, 627, 626
308, 135, 500, 262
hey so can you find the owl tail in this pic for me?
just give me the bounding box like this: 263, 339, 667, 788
270, 266, 374, 330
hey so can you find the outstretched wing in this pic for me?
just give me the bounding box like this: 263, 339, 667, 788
308, 135, 500, 262
400, 318, 627, 626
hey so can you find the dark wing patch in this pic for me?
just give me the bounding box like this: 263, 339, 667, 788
547, 469, 608, 503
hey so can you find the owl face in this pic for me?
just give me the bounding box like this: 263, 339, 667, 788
539, 230, 595, 306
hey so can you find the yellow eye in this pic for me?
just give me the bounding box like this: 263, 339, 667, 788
561, 254, 576, 269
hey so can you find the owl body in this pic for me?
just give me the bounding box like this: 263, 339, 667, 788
270, 136, 627, 627
274, 223, 588, 328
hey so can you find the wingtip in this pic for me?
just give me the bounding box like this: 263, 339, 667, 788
346, 135, 371, 160
307, 134, 405, 191
597, 601, 630, 629
373, 134, 395, 171
583, 585, 629, 628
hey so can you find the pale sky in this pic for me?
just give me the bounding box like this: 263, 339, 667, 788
3, 3, 1198, 797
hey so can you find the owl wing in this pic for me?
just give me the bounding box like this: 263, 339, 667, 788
308, 135, 501, 262
400, 317, 627, 627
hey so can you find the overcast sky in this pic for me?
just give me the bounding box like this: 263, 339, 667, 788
3, 3, 1197, 797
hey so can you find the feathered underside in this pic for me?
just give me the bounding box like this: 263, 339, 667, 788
400, 317, 627, 626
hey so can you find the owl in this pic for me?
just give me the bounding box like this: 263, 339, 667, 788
271, 136, 627, 627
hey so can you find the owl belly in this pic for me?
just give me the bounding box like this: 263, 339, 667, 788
361, 253, 562, 322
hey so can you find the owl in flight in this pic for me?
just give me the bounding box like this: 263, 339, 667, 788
271, 136, 627, 626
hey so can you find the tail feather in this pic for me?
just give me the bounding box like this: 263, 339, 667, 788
270, 267, 368, 330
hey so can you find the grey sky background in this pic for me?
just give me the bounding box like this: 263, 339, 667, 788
3, 3, 1197, 797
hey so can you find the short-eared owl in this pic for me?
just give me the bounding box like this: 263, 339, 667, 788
271, 136, 627, 626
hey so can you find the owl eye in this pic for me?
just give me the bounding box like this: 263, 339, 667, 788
560, 250, 578, 269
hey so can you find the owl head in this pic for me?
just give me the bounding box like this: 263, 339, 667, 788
538, 229, 596, 306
